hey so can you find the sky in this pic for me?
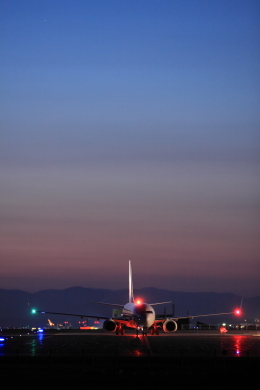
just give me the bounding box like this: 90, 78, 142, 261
0, 0, 259, 297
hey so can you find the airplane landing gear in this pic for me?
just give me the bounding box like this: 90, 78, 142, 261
142, 327, 148, 336
116, 325, 124, 335
149, 325, 159, 335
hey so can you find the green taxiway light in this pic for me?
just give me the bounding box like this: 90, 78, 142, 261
31, 309, 36, 314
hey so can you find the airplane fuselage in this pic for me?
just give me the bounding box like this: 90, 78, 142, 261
123, 302, 155, 329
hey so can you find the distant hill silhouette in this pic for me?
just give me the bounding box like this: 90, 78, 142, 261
0, 287, 259, 327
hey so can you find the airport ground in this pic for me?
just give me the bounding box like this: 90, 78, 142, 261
1, 329, 259, 389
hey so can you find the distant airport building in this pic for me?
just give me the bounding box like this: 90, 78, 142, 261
196, 321, 216, 330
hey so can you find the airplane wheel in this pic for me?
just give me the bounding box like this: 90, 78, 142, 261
150, 328, 154, 335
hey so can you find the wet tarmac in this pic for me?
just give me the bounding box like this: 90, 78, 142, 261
0, 330, 259, 388
1, 329, 259, 357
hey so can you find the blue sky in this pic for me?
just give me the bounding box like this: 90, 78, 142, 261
0, 0, 259, 296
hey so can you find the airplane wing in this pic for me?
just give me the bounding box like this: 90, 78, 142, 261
175, 311, 237, 319
154, 310, 238, 324
34, 310, 131, 325
35, 310, 110, 320
90, 302, 125, 308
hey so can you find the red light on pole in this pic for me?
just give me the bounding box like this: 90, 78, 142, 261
219, 326, 228, 334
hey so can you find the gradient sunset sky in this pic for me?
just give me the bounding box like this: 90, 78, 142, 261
1, 0, 259, 296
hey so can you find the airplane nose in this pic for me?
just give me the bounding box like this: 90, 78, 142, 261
136, 313, 153, 328
134, 304, 155, 328
143, 313, 153, 327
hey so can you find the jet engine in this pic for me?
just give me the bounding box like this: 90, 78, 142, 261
162, 319, 178, 332
103, 319, 117, 332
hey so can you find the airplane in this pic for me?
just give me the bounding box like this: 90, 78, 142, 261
47, 319, 63, 327
32, 261, 241, 336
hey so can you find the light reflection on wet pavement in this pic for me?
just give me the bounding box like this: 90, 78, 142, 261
148, 334, 260, 357
0, 332, 259, 357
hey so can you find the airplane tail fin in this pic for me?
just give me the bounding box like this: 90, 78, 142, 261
129, 260, 134, 303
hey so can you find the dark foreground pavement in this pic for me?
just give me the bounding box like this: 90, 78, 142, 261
1, 354, 259, 389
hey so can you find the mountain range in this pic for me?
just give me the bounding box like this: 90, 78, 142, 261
0, 287, 259, 328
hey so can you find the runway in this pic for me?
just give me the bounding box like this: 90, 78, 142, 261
0, 331, 259, 387
1, 329, 259, 357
